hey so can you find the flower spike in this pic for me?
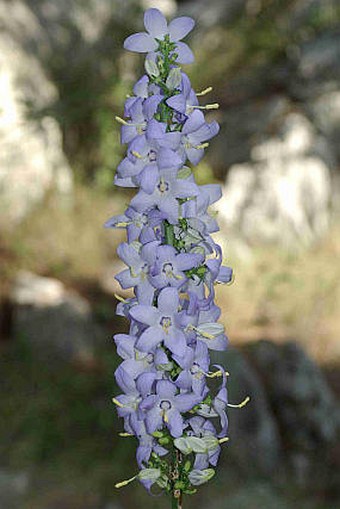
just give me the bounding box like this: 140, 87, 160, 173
106, 6, 246, 506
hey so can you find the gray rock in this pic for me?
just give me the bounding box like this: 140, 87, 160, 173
211, 347, 282, 475
10, 271, 97, 361
309, 87, 340, 167
0, 470, 29, 509
244, 341, 340, 464
0, 3, 73, 225
215, 112, 332, 247
211, 95, 291, 174
211, 482, 291, 509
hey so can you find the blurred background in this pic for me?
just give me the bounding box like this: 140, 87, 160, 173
0, 0, 340, 508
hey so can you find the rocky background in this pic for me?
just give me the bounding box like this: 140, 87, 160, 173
0, 0, 339, 508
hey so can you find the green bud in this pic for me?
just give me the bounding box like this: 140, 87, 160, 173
184, 461, 191, 472
166, 67, 182, 90
186, 437, 208, 454
145, 58, 160, 77
156, 475, 169, 489
158, 437, 170, 445
174, 481, 186, 489
138, 468, 161, 482
188, 468, 215, 486
152, 431, 164, 438
174, 437, 191, 454
201, 435, 219, 451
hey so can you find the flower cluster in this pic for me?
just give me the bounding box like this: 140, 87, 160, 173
106, 8, 243, 502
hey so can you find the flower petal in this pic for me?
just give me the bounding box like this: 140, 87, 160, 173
139, 164, 159, 194
168, 16, 195, 42
157, 148, 183, 170
164, 328, 187, 357
167, 408, 184, 437
115, 269, 136, 289
136, 326, 163, 352
135, 280, 155, 306
175, 393, 201, 412
182, 110, 205, 135
146, 406, 163, 433
174, 42, 194, 64
144, 8, 168, 38
157, 379, 177, 398
176, 252, 204, 271
129, 305, 159, 326
136, 372, 157, 396
157, 287, 179, 314
166, 94, 187, 114
133, 75, 149, 98
124, 32, 157, 53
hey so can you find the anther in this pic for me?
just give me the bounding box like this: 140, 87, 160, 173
206, 370, 230, 378
196, 86, 213, 97
192, 103, 219, 111
112, 398, 124, 408
219, 437, 230, 444
115, 475, 137, 489
114, 293, 129, 304
195, 142, 209, 150
227, 396, 250, 409
115, 116, 129, 125
131, 150, 143, 159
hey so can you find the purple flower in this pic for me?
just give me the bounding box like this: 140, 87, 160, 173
129, 287, 187, 356
109, 7, 237, 496
179, 110, 220, 165
115, 241, 156, 305
147, 243, 204, 289
187, 417, 221, 469
166, 72, 198, 116
130, 168, 199, 223
124, 8, 195, 64
140, 380, 200, 437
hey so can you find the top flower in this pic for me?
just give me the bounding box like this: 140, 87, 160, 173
124, 8, 195, 64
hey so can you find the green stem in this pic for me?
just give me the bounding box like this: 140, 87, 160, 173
171, 492, 182, 509
170, 450, 183, 509
164, 220, 175, 246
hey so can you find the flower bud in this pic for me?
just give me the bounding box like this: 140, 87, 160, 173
189, 468, 215, 486
138, 468, 161, 481
166, 67, 182, 90
145, 58, 160, 77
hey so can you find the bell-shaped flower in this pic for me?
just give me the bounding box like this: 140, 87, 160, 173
173, 342, 210, 395
130, 420, 168, 468
166, 72, 198, 117
147, 243, 204, 289
115, 241, 156, 305
115, 333, 170, 380
130, 168, 199, 224
129, 287, 188, 356
124, 8, 195, 64
140, 379, 201, 437
104, 206, 157, 244
120, 96, 163, 144
179, 110, 220, 165
187, 417, 221, 469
